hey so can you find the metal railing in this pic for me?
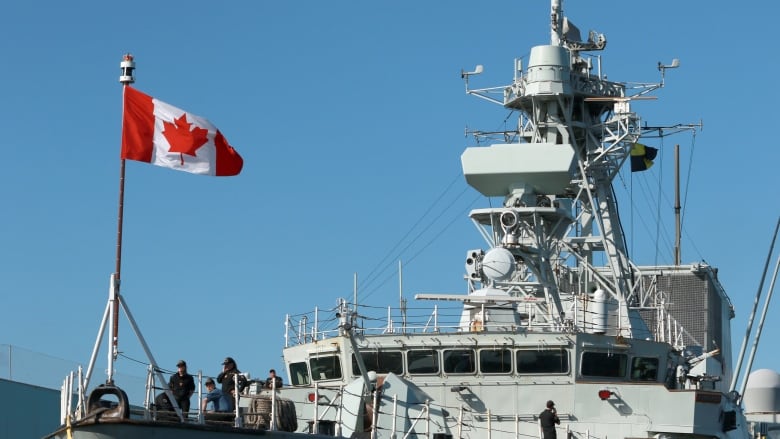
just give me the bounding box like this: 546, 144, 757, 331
283, 297, 693, 350
58, 367, 287, 430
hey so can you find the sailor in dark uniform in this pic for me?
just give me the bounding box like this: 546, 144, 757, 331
217, 356, 247, 412
168, 360, 195, 419
539, 400, 560, 439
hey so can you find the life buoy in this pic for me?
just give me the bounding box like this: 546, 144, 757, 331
86, 384, 130, 419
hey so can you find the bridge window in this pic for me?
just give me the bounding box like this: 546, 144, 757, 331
289, 361, 310, 386
309, 355, 342, 381
516, 348, 569, 374
581, 351, 627, 378
351, 351, 403, 376
407, 350, 439, 375
443, 349, 475, 374
630, 356, 659, 381
480, 349, 512, 374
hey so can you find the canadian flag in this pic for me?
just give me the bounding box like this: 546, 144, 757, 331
121, 86, 243, 176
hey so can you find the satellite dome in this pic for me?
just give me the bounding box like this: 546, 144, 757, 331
743, 369, 780, 414
481, 247, 515, 282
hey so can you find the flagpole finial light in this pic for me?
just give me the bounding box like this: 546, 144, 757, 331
119, 53, 135, 85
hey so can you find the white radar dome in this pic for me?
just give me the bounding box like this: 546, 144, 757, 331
744, 369, 780, 414
481, 247, 516, 282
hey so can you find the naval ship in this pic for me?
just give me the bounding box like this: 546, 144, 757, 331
273, 0, 749, 435
46, 1, 778, 438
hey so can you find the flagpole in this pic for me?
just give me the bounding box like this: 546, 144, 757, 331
106, 53, 135, 385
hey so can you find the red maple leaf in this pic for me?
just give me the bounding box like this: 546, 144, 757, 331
162, 114, 209, 164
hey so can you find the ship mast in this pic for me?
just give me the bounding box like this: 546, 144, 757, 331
461, 0, 647, 336
674, 144, 681, 265
551, 0, 563, 46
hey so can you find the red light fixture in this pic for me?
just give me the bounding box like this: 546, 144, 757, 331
598, 389, 613, 400
308, 393, 316, 402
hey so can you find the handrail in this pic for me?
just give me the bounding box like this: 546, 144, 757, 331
284, 289, 699, 347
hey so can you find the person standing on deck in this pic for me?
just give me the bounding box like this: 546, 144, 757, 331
217, 356, 247, 412
539, 400, 560, 439
168, 360, 195, 419
265, 369, 283, 390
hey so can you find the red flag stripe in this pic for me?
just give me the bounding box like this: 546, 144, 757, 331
121, 86, 155, 163
214, 130, 243, 177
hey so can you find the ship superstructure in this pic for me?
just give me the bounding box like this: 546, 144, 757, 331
276, 1, 748, 438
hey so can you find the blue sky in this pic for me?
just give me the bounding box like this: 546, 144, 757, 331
1, 1, 778, 401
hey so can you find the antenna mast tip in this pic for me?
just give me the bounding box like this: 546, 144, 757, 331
119, 53, 136, 85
